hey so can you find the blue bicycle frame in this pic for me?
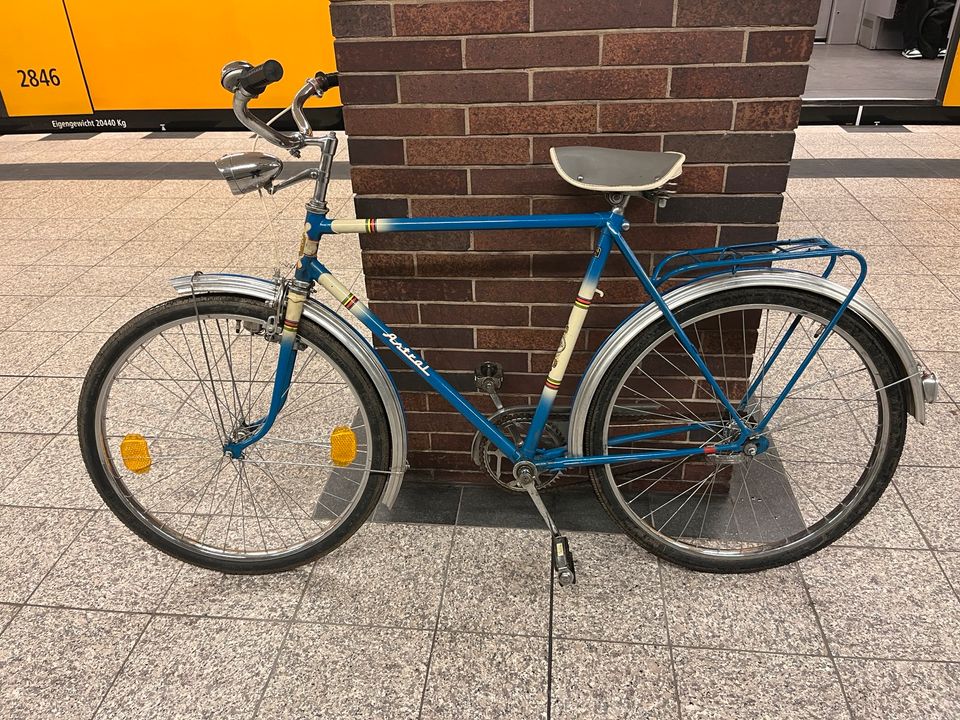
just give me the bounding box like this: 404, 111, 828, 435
223, 205, 865, 476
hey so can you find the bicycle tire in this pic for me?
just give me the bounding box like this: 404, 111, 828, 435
78, 294, 391, 574
584, 286, 908, 573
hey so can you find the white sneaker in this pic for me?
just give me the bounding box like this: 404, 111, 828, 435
939, 48, 947, 58
902, 48, 923, 59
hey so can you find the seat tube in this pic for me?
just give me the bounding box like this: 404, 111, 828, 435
521, 211, 624, 457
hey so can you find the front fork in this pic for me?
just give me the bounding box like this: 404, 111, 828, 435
222, 279, 309, 457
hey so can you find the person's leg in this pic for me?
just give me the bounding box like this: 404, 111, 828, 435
902, 0, 929, 50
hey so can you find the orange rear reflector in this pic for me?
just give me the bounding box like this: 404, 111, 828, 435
120, 433, 152, 474
330, 426, 357, 466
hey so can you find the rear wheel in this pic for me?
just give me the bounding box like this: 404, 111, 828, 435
78, 294, 391, 574
584, 287, 908, 572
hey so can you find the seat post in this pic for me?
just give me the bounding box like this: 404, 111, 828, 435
606, 192, 630, 213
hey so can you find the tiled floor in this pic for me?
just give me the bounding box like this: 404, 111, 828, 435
0, 127, 959, 718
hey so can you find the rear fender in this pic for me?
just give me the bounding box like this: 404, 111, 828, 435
567, 270, 928, 457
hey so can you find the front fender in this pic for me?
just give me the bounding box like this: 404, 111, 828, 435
567, 270, 928, 457
169, 273, 408, 507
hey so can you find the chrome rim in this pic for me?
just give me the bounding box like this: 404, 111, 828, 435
93, 308, 372, 562
601, 301, 891, 560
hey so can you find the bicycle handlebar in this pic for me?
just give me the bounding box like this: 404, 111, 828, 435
237, 59, 284, 97
220, 60, 339, 154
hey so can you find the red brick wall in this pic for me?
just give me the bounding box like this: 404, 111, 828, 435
330, 0, 819, 483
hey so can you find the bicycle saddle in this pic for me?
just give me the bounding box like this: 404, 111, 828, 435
550, 146, 685, 193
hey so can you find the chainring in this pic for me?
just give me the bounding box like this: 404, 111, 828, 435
470, 408, 566, 492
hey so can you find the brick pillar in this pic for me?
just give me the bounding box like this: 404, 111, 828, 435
330, 0, 819, 483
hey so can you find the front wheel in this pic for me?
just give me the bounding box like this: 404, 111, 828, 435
584, 286, 908, 573
78, 294, 391, 574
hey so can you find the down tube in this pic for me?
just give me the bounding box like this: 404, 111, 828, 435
307, 259, 521, 461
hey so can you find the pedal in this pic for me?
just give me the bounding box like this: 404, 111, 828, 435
474, 361, 504, 410
552, 534, 576, 587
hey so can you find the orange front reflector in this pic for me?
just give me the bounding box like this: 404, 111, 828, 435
120, 433, 152, 474
330, 426, 357, 466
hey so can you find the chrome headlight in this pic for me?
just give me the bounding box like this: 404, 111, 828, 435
215, 152, 283, 195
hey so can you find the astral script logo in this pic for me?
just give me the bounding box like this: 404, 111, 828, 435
382, 332, 431, 376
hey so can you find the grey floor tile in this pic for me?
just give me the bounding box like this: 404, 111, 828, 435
915, 245, 960, 275
864, 274, 960, 310
0, 506, 91, 603
0, 377, 83, 433
888, 221, 960, 246
63, 265, 152, 297
859, 196, 944, 223
900, 403, 960, 467
674, 647, 849, 720
551, 640, 677, 720
884, 309, 960, 353
0, 296, 43, 331
662, 564, 825, 655
837, 658, 960, 720
371, 481, 461, 525
934, 551, 960, 593
10, 295, 114, 332
101, 240, 184, 266
896, 466, 960, 549
786, 178, 852, 199
780, 197, 807, 220
83, 296, 167, 333
159, 565, 309, 620
801, 547, 960, 661
55, 240, 126, 265
32, 512, 180, 612
838, 243, 928, 275
553, 532, 666, 645
814, 220, 898, 245
793, 196, 875, 222
833, 486, 926, 549
0, 375, 23, 403
0, 331, 65, 374
439, 526, 550, 635
456, 485, 543, 530
34, 331, 111, 377
298, 522, 453, 629
0, 432, 52, 492
544, 486, 621, 533
0, 602, 19, 632
421, 631, 547, 720
0, 435, 103, 508
0, 606, 148, 720
96, 615, 285, 720
836, 178, 910, 197
257, 623, 431, 720
778, 220, 819, 239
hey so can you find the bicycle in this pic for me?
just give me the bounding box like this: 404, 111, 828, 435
78, 60, 939, 583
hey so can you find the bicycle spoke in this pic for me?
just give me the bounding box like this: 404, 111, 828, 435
90, 304, 377, 565
593, 290, 900, 567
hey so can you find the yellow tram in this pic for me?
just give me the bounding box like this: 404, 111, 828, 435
0, 0, 341, 132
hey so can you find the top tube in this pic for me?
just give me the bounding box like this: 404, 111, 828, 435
308, 211, 612, 237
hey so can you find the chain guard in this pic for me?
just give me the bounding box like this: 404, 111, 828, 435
470, 408, 565, 492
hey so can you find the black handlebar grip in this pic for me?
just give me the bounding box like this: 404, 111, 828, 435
238, 59, 284, 96
315, 71, 339, 91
